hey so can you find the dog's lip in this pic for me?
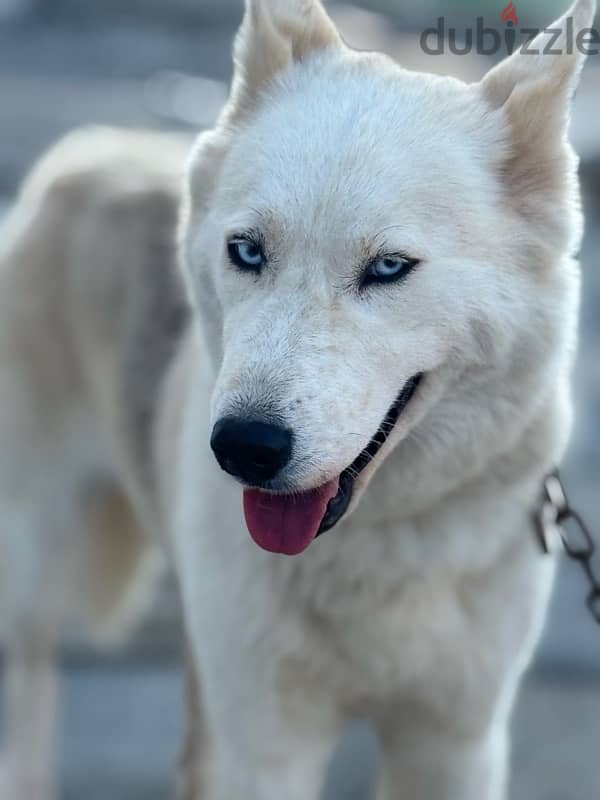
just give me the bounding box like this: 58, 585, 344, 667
316, 373, 423, 536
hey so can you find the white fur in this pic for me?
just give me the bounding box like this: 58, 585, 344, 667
0, 1, 594, 798
175, 1, 593, 798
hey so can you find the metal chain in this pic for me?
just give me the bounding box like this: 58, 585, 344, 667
537, 470, 600, 625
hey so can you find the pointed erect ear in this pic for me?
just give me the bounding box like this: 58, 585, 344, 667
480, 0, 596, 159
478, 0, 596, 241
227, 0, 341, 120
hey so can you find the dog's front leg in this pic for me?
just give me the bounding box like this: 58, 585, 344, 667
188, 656, 341, 800
376, 720, 508, 800
180, 603, 341, 800
176, 640, 214, 800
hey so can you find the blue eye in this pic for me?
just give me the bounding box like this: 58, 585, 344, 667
362, 254, 420, 287
227, 237, 266, 272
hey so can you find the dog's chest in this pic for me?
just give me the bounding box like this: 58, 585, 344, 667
273, 518, 474, 697
273, 499, 546, 705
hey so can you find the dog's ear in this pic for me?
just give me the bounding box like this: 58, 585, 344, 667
185, 1, 339, 218
227, 0, 341, 120
480, 0, 596, 193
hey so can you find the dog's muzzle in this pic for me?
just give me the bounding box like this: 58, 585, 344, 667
317, 373, 423, 535
210, 374, 423, 556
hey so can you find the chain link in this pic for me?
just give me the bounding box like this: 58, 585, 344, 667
537, 470, 600, 625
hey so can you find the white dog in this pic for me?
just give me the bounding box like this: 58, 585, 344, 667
0, 1, 594, 798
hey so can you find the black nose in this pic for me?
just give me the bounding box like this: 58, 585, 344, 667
210, 417, 293, 485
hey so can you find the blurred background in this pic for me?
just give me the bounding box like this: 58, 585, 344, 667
0, 0, 598, 798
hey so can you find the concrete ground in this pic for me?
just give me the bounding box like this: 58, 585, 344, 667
56, 665, 600, 800
0, 4, 599, 798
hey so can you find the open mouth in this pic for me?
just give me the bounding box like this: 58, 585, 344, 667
243, 374, 422, 556
316, 373, 422, 536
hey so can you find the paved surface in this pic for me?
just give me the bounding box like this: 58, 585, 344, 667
51, 665, 599, 800
0, 4, 599, 799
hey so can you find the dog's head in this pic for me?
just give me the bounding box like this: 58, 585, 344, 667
181, 0, 594, 555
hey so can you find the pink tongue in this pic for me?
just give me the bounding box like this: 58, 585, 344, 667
243, 479, 340, 556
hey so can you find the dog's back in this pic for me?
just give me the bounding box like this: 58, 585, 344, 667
0, 126, 189, 798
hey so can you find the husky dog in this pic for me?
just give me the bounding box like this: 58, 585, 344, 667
0, 0, 595, 798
